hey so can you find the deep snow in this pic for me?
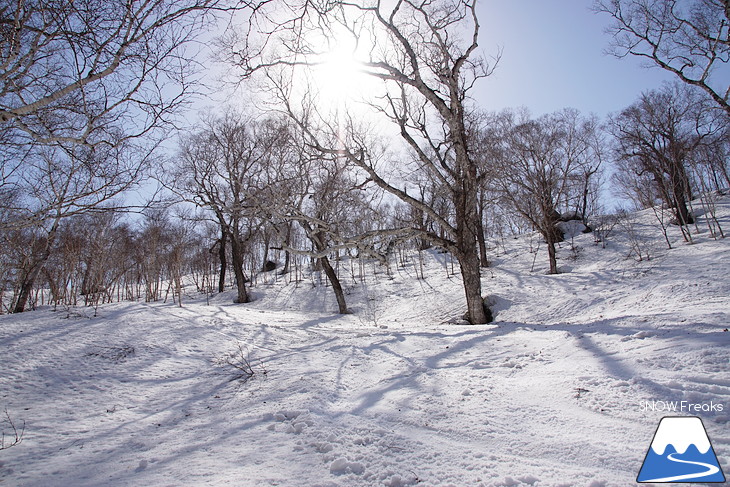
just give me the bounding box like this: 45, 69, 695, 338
1, 199, 729, 486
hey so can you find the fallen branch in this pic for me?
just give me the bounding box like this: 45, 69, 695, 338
1, 408, 25, 450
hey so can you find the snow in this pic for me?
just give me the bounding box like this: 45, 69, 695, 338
1, 198, 729, 486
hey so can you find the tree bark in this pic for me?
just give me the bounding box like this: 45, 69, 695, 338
454, 170, 489, 324
547, 238, 558, 275
320, 255, 349, 314
670, 167, 694, 225
476, 210, 489, 268
229, 232, 250, 304
217, 229, 227, 293
280, 223, 292, 275
262, 231, 271, 271
457, 246, 488, 324
305, 224, 349, 315
13, 220, 60, 313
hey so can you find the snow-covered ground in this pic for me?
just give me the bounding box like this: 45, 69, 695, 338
1, 199, 729, 486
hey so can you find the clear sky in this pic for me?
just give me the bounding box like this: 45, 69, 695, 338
202, 1, 678, 120
474, 0, 675, 118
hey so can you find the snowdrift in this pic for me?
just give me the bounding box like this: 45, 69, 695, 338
1, 198, 728, 486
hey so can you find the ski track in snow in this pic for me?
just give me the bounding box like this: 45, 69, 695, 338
1, 199, 729, 486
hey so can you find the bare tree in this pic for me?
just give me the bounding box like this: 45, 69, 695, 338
492, 111, 568, 274
257, 118, 413, 314
173, 110, 287, 304
6, 140, 150, 312
609, 83, 726, 240
0, 0, 244, 311
595, 0, 730, 115
692, 122, 730, 190
278, 162, 357, 315
0, 408, 24, 450
560, 110, 607, 227
489, 109, 603, 274
0, 0, 229, 148
41, 212, 127, 308
230, 0, 497, 323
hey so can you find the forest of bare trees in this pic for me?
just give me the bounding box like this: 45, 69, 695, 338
0, 0, 728, 319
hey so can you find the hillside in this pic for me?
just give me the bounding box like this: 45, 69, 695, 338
1, 198, 729, 486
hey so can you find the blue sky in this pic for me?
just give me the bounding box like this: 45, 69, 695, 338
474, 0, 675, 117
205, 1, 677, 119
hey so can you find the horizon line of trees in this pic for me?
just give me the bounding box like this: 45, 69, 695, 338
0, 0, 728, 319
2, 82, 727, 315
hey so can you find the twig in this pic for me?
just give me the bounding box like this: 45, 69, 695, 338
1, 408, 25, 450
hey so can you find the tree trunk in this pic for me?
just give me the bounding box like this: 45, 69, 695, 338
547, 239, 558, 274
13, 274, 37, 313
673, 196, 693, 226
261, 230, 272, 272
304, 224, 349, 315
580, 175, 591, 226
671, 179, 694, 226
229, 233, 250, 304
13, 220, 60, 313
669, 158, 694, 225
320, 255, 349, 314
278, 223, 292, 276
476, 192, 489, 267
458, 246, 489, 324
281, 247, 290, 275
218, 229, 227, 293
454, 176, 489, 324
476, 213, 489, 268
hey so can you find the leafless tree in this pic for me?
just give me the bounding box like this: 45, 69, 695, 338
0, 408, 24, 450
595, 0, 730, 115
560, 110, 607, 227
609, 83, 726, 241
489, 109, 603, 274
0, 0, 245, 311
691, 123, 730, 190
258, 119, 412, 314
0, 0, 231, 148
0, 0, 239, 239
229, 0, 498, 323
5, 140, 151, 312
41, 212, 126, 308
172, 110, 287, 304
272, 160, 357, 314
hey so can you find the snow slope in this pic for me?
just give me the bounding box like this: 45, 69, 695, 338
1, 198, 729, 486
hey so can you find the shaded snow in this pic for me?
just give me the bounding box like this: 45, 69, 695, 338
1, 198, 729, 486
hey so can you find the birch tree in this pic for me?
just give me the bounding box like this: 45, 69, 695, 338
595, 0, 730, 115
489, 109, 605, 274
0, 0, 228, 147
173, 111, 286, 304
229, 0, 497, 323
7, 141, 150, 312
609, 83, 726, 237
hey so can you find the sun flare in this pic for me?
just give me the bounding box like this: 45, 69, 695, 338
304, 31, 379, 112
313, 44, 362, 102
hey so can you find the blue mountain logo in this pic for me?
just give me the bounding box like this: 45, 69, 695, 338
638, 416, 726, 483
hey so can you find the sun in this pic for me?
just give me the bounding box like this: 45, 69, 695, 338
304, 28, 380, 112
313, 43, 363, 104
